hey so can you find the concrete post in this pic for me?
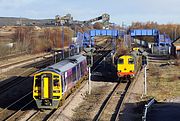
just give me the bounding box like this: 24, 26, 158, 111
144, 65, 147, 95
88, 66, 91, 95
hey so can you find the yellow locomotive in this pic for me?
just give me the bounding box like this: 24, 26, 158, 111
33, 54, 87, 109
117, 49, 142, 80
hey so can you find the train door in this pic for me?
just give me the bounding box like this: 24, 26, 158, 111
41, 74, 53, 103
61, 73, 67, 93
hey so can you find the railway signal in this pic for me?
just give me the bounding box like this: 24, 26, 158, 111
83, 47, 96, 94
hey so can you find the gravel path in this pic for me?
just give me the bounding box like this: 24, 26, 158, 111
118, 68, 145, 121
54, 81, 116, 121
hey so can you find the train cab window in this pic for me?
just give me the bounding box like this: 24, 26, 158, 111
160, 43, 165, 46
54, 80, 59, 86
72, 67, 77, 82
118, 59, 124, 64
128, 58, 134, 64
35, 78, 41, 87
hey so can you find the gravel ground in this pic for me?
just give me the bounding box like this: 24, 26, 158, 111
54, 81, 116, 121
0, 52, 48, 66
146, 57, 180, 121
118, 56, 180, 121
119, 68, 145, 121
52, 55, 117, 121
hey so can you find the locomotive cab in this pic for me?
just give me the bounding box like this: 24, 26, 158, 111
33, 71, 62, 109
117, 55, 135, 79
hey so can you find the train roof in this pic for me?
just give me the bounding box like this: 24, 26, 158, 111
39, 54, 86, 74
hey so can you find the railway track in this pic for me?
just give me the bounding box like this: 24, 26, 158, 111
0, 41, 113, 121
0, 69, 35, 95
93, 80, 131, 121
0, 57, 54, 94
0, 56, 54, 121
26, 47, 113, 121
0, 91, 34, 121
26, 79, 88, 121
0, 51, 28, 61
0, 53, 51, 70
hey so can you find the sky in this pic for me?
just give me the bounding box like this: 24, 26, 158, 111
0, 0, 180, 25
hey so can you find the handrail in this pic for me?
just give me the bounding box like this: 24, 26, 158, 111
142, 98, 156, 121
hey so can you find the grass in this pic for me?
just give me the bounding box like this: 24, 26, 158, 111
72, 85, 112, 121
147, 60, 180, 101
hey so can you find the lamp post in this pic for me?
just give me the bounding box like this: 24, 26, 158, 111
112, 23, 116, 52
174, 26, 177, 40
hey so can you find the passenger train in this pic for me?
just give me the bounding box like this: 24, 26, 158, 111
33, 54, 87, 109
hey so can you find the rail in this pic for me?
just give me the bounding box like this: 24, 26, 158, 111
142, 98, 156, 121
93, 83, 120, 121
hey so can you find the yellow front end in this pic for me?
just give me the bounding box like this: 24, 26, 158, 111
33, 71, 63, 109
132, 47, 140, 51
117, 55, 135, 78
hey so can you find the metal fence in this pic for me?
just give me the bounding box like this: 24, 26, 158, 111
151, 45, 171, 55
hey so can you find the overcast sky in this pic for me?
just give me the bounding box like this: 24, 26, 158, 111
0, 0, 179, 25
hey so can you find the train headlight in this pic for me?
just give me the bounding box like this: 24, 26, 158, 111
34, 90, 39, 93
53, 96, 60, 99
34, 96, 40, 99
53, 90, 60, 93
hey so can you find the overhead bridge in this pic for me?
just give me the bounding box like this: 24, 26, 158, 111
130, 29, 159, 37
89, 29, 120, 37
130, 29, 172, 55
79, 29, 124, 47
130, 29, 171, 45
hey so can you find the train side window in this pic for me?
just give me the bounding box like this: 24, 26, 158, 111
80, 62, 84, 75
61, 75, 64, 92
77, 64, 81, 79
72, 67, 76, 82
128, 58, 134, 64
118, 59, 124, 64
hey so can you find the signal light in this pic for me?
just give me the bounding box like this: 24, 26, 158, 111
53, 90, 60, 93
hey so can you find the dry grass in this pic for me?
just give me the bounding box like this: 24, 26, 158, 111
115, 38, 129, 57
147, 60, 180, 101
0, 26, 74, 56
72, 85, 112, 121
